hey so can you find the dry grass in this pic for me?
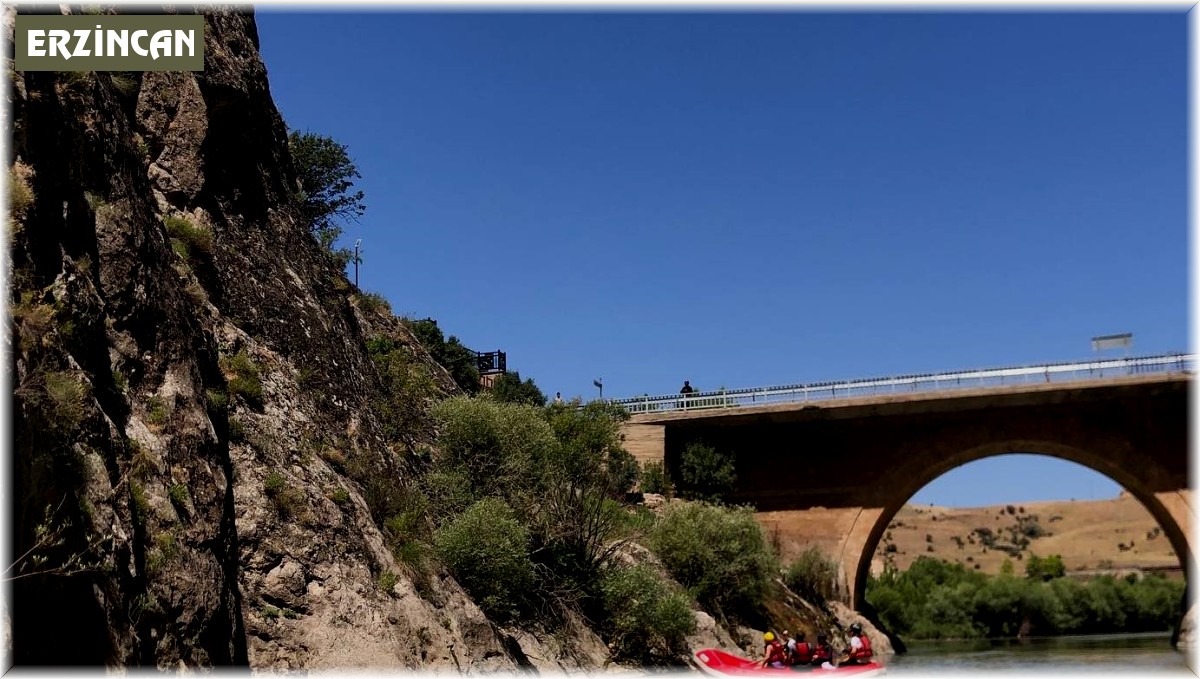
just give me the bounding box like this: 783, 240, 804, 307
761, 492, 1179, 579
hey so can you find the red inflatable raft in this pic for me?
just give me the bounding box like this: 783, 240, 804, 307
693, 648, 885, 677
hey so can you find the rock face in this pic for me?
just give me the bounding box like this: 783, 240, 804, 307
5, 6, 510, 670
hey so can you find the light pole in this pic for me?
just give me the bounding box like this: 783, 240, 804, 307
593, 378, 603, 401
354, 238, 362, 288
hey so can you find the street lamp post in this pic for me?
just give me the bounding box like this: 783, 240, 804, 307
354, 238, 362, 287
593, 378, 603, 401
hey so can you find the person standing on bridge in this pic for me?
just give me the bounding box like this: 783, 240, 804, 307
680, 380, 694, 395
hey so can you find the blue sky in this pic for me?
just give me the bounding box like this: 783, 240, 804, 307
254, 10, 1188, 507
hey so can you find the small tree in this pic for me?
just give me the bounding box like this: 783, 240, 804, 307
600, 564, 697, 663
409, 318, 480, 395
1025, 553, 1066, 581
678, 441, 736, 502
785, 547, 839, 604
650, 502, 777, 619
640, 461, 670, 495
489, 371, 546, 406
288, 130, 366, 267
434, 497, 535, 621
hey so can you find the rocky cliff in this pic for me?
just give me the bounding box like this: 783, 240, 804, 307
4, 5, 540, 670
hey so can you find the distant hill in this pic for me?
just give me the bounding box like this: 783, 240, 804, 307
758, 492, 1179, 581
870, 492, 1178, 577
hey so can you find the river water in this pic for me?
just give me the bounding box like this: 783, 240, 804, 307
886, 632, 1194, 674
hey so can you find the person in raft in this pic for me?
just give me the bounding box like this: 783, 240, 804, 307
759, 631, 788, 668
810, 634, 833, 667
839, 622, 873, 666
790, 630, 815, 667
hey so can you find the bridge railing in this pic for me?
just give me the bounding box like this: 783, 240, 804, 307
614, 353, 1194, 415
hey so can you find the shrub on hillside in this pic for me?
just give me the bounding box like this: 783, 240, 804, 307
678, 441, 736, 502
408, 318, 480, 395
431, 396, 555, 511
356, 291, 391, 315
163, 214, 212, 265
419, 469, 475, 523
431, 396, 640, 609
223, 349, 264, 409
368, 335, 440, 440
489, 370, 546, 406
785, 546, 839, 604
640, 460, 669, 495
600, 564, 696, 663
434, 497, 534, 621
649, 502, 777, 618
1024, 553, 1065, 581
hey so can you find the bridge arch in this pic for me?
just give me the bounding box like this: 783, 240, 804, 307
841, 440, 1194, 610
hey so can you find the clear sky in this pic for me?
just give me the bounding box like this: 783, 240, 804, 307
254, 9, 1188, 507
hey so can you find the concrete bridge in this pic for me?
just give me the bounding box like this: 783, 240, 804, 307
616, 354, 1194, 609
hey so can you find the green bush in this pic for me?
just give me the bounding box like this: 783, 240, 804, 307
163, 214, 212, 264
600, 564, 697, 663
419, 470, 475, 523
40, 371, 89, 437
431, 396, 555, 509
785, 547, 839, 604
168, 483, 189, 505
640, 461, 669, 495
377, 570, 399, 596
430, 396, 639, 609
408, 318, 480, 395
368, 335, 439, 441
489, 370, 546, 406
434, 497, 534, 621
649, 502, 777, 618
678, 441, 736, 502
224, 349, 264, 409
228, 416, 246, 443
111, 369, 128, 393
146, 395, 169, 425
205, 389, 228, 413
357, 291, 391, 315
1025, 553, 1066, 581
263, 472, 304, 519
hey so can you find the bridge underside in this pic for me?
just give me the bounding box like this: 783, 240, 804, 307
623, 375, 1192, 609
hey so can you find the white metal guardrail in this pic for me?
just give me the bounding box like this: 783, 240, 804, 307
613, 353, 1194, 415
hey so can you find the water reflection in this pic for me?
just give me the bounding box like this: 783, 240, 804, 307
887, 632, 1191, 674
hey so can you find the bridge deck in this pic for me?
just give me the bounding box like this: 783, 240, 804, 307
629, 371, 1191, 424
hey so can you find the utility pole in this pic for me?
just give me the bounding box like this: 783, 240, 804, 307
354, 238, 362, 287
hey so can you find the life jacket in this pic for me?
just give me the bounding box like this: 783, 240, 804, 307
793, 641, 814, 664
811, 643, 832, 662
765, 639, 787, 665
849, 633, 873, 661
